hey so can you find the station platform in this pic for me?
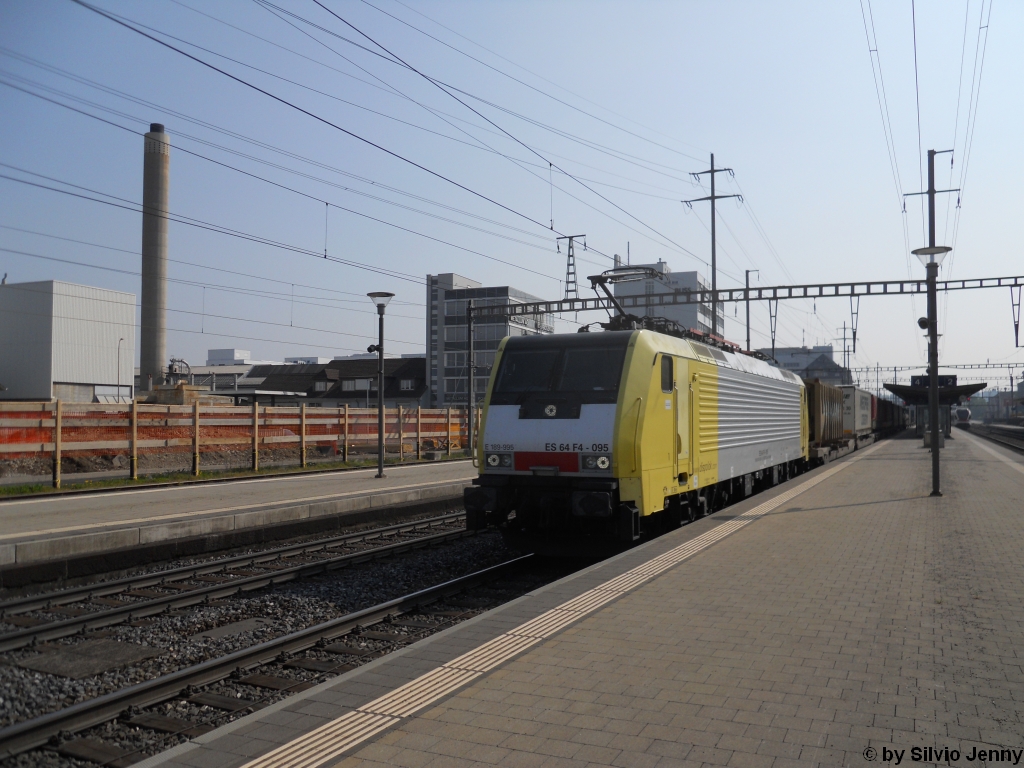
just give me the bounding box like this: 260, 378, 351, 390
139, 430, 1024, 768
0, 461, 474, 578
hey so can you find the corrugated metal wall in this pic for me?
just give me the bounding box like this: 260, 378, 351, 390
51, 282, 136, 393
0, 281, 54, 399
0, 281, 135, 401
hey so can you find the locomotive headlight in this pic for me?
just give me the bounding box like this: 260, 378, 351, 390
581, 454, 612, 472
583, 455, 598, 470
596, 455, 610, 470
485, 453, 512, 469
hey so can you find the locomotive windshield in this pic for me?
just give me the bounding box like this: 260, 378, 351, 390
491, 335, 630, 405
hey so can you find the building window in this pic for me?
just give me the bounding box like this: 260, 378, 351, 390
445, 351, 467, 368
341, 379, 375, 391
400, 379, 416, 391
314, 380, 328, 392
444, 326, 467, 342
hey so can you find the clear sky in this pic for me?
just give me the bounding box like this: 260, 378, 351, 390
1, 0, 1020, 389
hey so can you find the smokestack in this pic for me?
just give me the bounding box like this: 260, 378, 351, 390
140, 123, 169, 390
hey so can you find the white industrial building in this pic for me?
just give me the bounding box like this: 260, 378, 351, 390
206, 349, 279, 366
0, 280, 136, 402
612, 260, 723, 336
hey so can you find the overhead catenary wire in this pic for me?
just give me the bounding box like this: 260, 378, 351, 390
248, 1, 685, 266
159, 4, 700, 194
254, 0, 705, 183
0, 275, 419, 347
0, 162, 571, 287
353, 0, 707, 163
245, 0, 703, 265
941, 0, 994, 356
305, 0, 703, 264
856, 0, 921, 357
0, 45, 681, 269
0, 244, 426, 320
0, 286, 409, 356
0, 49, 598, 240
384, 0, 709, 158
911, 0, 926, 245
0, 77, 569, 270
0, 224, 423, 307
69, 0, 572, 243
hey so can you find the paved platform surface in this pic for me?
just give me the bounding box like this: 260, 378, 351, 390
0, 461, 474, 567
142, 432, 1024, 768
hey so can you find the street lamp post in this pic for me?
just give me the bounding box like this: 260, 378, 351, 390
913, 246, 950, 497
906, 148, 956, 498
367, 292, 395, 478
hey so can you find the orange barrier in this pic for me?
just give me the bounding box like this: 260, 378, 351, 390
0, 401, 479, 488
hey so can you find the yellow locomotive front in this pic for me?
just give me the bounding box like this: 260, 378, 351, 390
464, 331, 634, 545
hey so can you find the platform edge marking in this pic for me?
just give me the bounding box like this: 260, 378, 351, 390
237, 444, 882, 768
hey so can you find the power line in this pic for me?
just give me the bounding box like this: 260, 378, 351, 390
911, 0, 925, 245
248, 1, 694, 266
0, 268, 419, 347
308, 0, 702, 263
1, 70, 619, 279
0, 49, 587, 243
0, 160, 563, 285
70, 0, 565, 240
0, 223, 423, 307
856, 0, 921, 357
385, 0, 708, 159
0, 168, 424, 283
177, 0, 690, 184
2, 37, 690, 269
941, 0, 993, 359
255, 0, 702, 184
354, 0, 707, 163
0, 242, 425, 319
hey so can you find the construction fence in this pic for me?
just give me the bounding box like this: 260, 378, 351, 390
0, 401, 480, 487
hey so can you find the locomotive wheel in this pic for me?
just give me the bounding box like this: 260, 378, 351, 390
685, 502, 696, 524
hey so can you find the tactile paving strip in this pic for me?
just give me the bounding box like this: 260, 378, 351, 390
240, 446, 880, 768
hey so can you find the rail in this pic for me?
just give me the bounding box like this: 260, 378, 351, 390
0, 554, 533, 758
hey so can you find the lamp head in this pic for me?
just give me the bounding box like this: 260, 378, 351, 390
367, 291, 395, 308
912, 246, 951, 267
917, 317, 929, 330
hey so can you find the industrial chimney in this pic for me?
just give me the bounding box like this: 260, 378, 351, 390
140, 123, 169, 390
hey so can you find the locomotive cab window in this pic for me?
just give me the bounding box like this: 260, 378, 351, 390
493, 349, 559, 393
661, 355, 673, 392
559, 347, 626, 392
490, 334, 631, 405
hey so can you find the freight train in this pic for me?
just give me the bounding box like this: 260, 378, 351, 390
463, 329, 903, 549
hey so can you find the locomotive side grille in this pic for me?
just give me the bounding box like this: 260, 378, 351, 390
716, 368, 801, 449
698, 378, 718, 451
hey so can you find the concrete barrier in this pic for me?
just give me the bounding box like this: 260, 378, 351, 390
0, 480, 470, 588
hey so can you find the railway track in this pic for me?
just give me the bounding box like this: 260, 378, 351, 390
0, 513, 467, 653
0, 554, 550, 763
970, 424, 1024, 454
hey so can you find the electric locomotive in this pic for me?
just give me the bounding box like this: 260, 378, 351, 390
464, 329, 808, 548
954, 406, 972, 428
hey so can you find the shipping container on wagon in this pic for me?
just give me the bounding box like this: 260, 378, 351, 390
804, 379, 844, 447
840, 386, 873, 437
